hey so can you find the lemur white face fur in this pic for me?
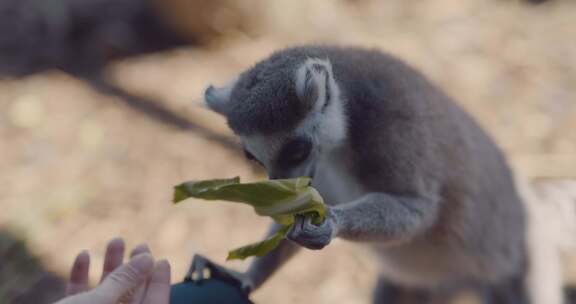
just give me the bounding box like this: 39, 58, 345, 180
205, 58, 347, 180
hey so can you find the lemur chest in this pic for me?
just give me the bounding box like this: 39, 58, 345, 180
311, 156, 364, 206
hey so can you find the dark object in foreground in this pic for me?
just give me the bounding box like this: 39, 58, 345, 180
170, 256, 253, 304
170, 278, 253, 304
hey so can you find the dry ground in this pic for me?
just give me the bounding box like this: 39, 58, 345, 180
1, 0, 575, 303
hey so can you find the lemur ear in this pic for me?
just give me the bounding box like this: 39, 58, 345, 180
204, 77, 238, 116
295, 58, 334, 113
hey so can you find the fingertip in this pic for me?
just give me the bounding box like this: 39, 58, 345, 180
107, 238, 125, 251
75, 250, 90, 268
130, 243, 151, 257
77, 250, 90, 262
158, 259, 170, 268
70, 250, 90, 280
148, 259, 171, 284
155, 259, 171, 280
104, 238, 126, 261
130, 253, 155, 274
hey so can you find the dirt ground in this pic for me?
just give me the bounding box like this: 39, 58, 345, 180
1, 0, 575, 303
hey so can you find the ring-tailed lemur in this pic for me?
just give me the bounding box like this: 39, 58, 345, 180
192, 46, 530, 303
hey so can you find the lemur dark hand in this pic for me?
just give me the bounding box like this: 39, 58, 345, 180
287, 208, 338, 250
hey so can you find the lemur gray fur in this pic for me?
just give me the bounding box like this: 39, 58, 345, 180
192, 46, 530, 304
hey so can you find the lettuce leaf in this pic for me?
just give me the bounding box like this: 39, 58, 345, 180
226, 225, 291, 260
173, 177, 326, 260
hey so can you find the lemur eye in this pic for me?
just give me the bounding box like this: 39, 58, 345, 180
244, 149, 255, 160
277, 137, 312, 168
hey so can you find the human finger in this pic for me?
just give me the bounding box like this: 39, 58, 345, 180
128, 244, 152, 304
100, 238, 125, 282
65, 250, 90, 296
142, 260, 171, 304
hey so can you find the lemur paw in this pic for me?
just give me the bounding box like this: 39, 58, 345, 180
287, 210, 337, 250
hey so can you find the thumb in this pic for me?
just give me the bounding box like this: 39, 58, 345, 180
90, 253, 155, 303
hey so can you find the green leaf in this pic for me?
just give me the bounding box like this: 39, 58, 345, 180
173, 177, 240, 203
227, 225, 291, 260
172, 177, 326, 260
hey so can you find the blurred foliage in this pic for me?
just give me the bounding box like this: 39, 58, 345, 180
0, 0, 187, 76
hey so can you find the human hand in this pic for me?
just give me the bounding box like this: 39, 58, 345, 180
55, 238, 171, 304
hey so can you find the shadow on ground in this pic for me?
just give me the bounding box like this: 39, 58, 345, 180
0, 231, 65, 304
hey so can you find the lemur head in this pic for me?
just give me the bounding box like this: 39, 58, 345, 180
204, 53, 347, 179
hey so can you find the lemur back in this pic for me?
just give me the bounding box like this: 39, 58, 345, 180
307, 47, 527, 286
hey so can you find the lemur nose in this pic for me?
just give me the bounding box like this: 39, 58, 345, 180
205, 85, 215, 96
204, 85, 220, 107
